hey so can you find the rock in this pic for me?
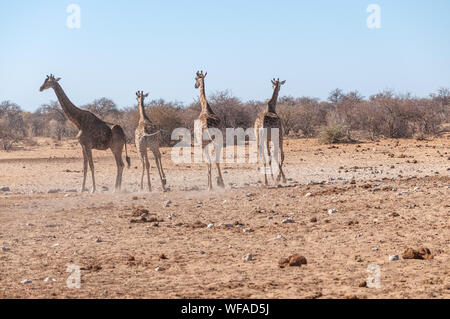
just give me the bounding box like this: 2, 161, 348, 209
21, 279, 32, 284
44, 277, 56, 283
310, 217, 318, 223
402, 247, 433, 260
190, 221, 207, 229
389, 255, 399, 262
276, 234, 285, 240
163, 200, 172, 208
199, 250, 206, 255
47, 189, 61, 194
1, 247, 10, 252
243, 254, 254, 262
359, 281, 367, 288
155, 267, 164, 272
0, 186, 11, 192
159, 253, 168, 260
279, 254, 307, 268
245, 193, 254, 198
132, 208, 149, 217
328, 209, 338, 214
417, 248, 434, 260
281, 217, 295, 224
95, 238, 103, 243
207, 223, 214, 228
278, 258, 289, 268
243, 228, 254, 233
305, 193, 313, 197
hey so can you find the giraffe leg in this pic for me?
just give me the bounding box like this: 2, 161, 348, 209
140, 153, 145, 190
258, 129, 269, 186
276, 136, 287, 184
144, 152, 152, 192
203, 145, 213, 191
261, 140, 268, 186
81, 146, 88, 193
207, 163, 212, 190
138, 143, 146, 190
267, 137, 275, 182
255, 128, 261, 172
153, 149, 167, 191
216, 163, 225, 188
158, 155, 167, 187
112, 147, 125, 192
85, 148, 96, 193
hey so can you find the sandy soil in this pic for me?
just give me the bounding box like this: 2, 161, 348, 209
0, 136, 449, 299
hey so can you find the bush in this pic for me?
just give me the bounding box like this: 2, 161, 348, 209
319, 124, 351, 144
0, 101, 26, 150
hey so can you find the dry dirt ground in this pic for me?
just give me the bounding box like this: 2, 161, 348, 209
0, 137, 449, 299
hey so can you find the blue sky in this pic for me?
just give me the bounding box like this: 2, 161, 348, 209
1, 0, 449, 111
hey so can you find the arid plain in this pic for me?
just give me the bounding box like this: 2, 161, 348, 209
0, 136, 449, 299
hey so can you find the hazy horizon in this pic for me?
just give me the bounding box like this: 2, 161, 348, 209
1, 0, 449, 111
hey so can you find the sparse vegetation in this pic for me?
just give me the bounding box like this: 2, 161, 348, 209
1, 87, 448, 150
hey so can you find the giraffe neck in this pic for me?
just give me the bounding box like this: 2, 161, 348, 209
267, 86, 280, 113
138, 100, 151, 123
52, 82, 84, 129
199, 80, 214, 114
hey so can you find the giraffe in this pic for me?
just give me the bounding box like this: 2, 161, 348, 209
134, 91, 167, 192
254, 78, 287, 186
194, 71, 225, 190
39, 74, 130, 193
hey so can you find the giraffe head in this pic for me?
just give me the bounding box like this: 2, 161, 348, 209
271, 78, 286, 91
136, 91, 149, 105
195, 71, 207, 89
272, 78, 286, 90
39, 74, 61, 92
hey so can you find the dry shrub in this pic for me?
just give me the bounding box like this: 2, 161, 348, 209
319, 124, 351, 144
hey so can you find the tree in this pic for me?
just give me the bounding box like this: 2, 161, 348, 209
83, 98, 119, 119
0, 101, 26, 150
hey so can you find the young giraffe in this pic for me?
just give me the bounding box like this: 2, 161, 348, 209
135, 91, 167, 192
194, 71, 225, 190
39, 74, 130, 193
254, 78, 287, 186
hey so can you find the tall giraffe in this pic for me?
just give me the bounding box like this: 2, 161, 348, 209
194, 71, 225, 190
39, 74, 130, 193
135, 91, 167, 192
254, 78, 287, 186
